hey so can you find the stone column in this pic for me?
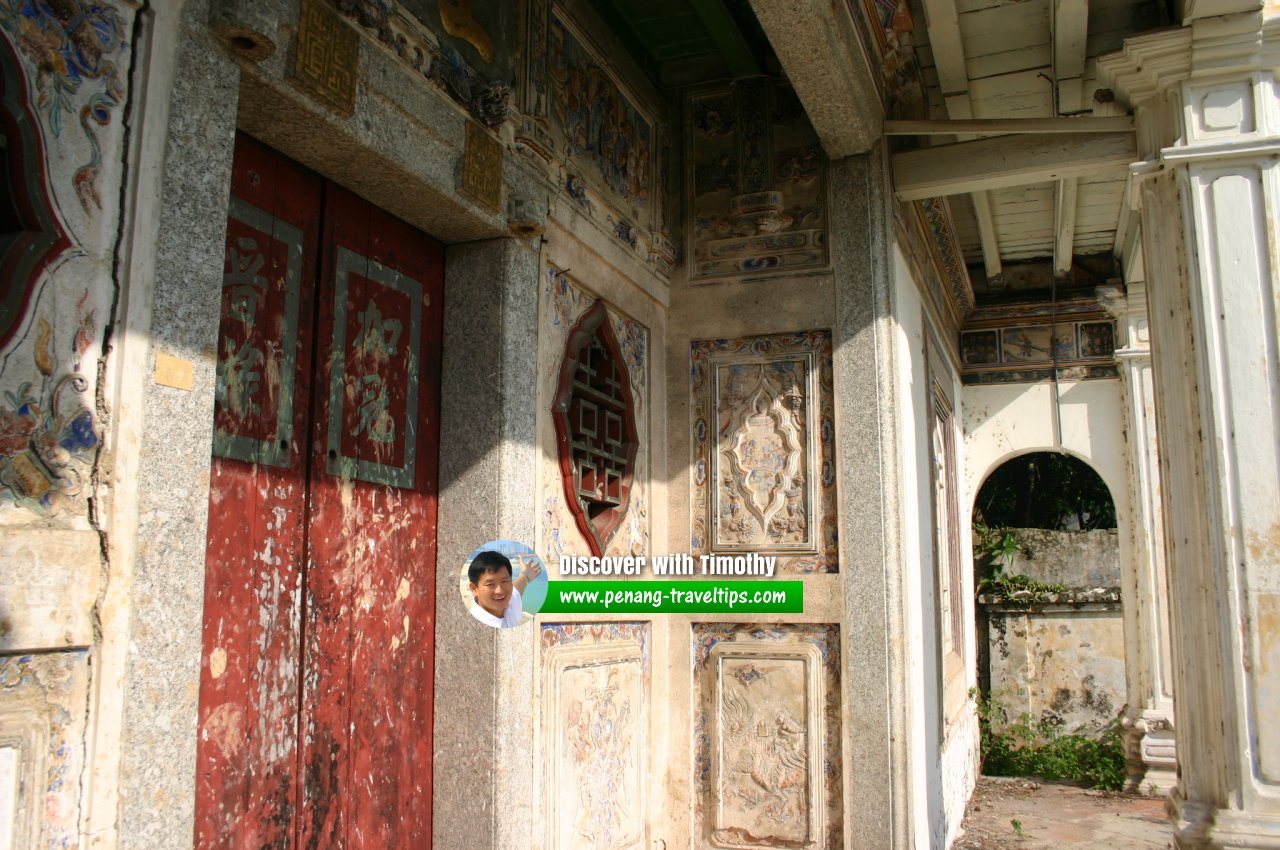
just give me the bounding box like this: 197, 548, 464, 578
1104, 282, 1179, 794
1099, 11, 1280, 848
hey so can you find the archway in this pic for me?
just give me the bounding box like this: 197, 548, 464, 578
971, 451, 1127, 788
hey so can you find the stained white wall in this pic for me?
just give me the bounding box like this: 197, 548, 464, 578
962, 379, 1130, 525
892, 243, 979, 850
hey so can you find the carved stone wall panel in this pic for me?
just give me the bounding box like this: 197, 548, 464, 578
691, 331, 836, 573
539, 267, 650, 561
693, 625, 842, 850
0, 651, 90, 850
521, 1, 669, 270
687, 82, 829, 283
541, 623, 651, 850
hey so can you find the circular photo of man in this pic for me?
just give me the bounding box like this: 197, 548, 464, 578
459, 540, 548, 628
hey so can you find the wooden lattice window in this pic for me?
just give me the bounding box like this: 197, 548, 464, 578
552, 300, 638, 556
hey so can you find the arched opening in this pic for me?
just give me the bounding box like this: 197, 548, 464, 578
971, 451, 1126, 788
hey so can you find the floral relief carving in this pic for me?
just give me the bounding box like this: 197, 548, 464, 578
542, 623, 650, 850
691, 331, 836, 573
720, 364, 807, 545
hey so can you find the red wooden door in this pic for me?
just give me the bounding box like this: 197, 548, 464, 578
196, 133, 442, 849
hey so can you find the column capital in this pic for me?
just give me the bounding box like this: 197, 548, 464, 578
1097, 11, 1280, 158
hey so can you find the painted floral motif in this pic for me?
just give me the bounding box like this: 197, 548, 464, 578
542, 622, 650, 850
0, 0, 128, 212
0, 308, 98, 515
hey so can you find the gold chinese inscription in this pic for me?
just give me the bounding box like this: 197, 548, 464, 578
290, 0, 358, 117
461, 120, 502, 212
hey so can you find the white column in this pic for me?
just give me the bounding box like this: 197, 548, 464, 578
1105, 281, 1179, 794
1100, 11, 1280, 849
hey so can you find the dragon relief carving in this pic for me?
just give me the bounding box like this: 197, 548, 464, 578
715, 665, 810, 846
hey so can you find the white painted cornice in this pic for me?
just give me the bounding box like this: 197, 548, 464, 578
1097, 12, 1280, 109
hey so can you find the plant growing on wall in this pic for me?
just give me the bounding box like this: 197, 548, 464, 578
972, 688, 1127, 791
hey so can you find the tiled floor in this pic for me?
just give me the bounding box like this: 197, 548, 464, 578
953, 777, 1174, 850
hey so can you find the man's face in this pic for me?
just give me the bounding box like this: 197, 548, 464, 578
470, 569, 513, 618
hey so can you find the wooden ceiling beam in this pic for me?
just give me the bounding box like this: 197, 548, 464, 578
1054, 178, 1080, 276
884, 117, 1136, 135
920, 0, 1004, 278
891, 132, 1137, 201
1052, 0, 1090, 113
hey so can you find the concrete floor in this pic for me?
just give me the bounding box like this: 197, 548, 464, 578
953, 777, 1174, 849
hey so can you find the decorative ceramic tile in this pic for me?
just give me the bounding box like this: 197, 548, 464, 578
541, 623, 650, 850
691, 332, 837, 573
687, 83, 828, 282
692, 625, 841, 850
461, 119, 502, 212
893, 199, 973, 336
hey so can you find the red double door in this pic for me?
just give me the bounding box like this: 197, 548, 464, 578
195, 133, 442, 848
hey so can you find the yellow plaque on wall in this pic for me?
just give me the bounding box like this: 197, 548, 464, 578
290, 0, 358, 116
461, 120, 502, 213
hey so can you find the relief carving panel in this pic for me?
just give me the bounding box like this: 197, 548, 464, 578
691, 332, 836, 573
541, 623, 650, 850
687, 82, 828, 282
693, 625, 841, 849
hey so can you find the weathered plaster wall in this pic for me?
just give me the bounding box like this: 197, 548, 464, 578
986, 602, 1127, 737
1000, 527, 1122, 588
0, 2, 146, 847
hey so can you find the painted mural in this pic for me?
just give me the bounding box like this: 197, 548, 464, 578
691, 331, 837, 573
541, 622, 650, 850
693, 624, 842, 850
959, 311, 1119, 384
893, 198, 974, 337
521, 0, 671, 274
540, 267, 649, 564
687, 81, 829, 282
334, 0, 513, 128
0, 1, 131, 518
0, 652, 90, 850
0, 0, 127, 212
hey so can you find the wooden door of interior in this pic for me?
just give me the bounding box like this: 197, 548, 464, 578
195, 133, 443, 849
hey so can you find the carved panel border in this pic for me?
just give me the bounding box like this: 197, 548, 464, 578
541, 623, 651, 850
693, 625, 842, 850
691, 331, 837, 573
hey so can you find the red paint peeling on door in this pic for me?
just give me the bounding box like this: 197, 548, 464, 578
196, 134, 440, 849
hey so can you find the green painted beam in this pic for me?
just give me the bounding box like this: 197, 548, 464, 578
686, 0, 760, 77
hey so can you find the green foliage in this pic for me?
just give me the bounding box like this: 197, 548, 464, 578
1010, 819, 1024, 837
974, 452, 1117, 531
972, 688, 1127, 791
972, 526, 1065, 601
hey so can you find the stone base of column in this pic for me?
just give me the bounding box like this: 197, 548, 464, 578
1124, 712, 1178, 796
1169, 790, 1280, 850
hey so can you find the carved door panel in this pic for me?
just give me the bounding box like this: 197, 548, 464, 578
196, 133, 443, 849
